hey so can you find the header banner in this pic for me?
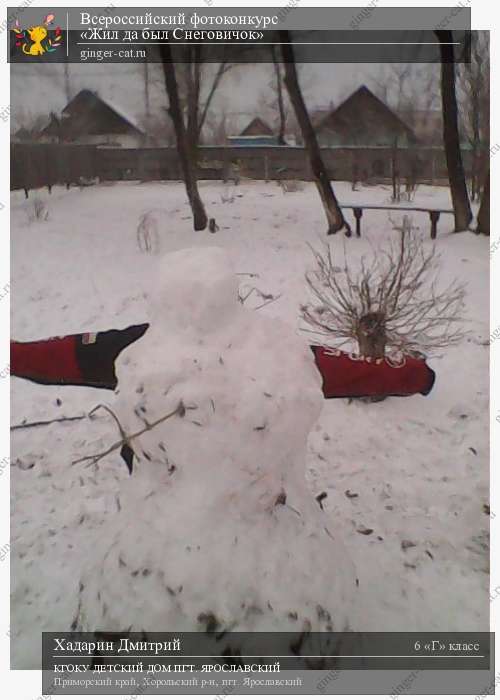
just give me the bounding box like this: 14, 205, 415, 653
7, 7, 471, 63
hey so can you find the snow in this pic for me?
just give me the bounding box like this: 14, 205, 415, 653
78, 246, 355, 640
10, 180, 489, 668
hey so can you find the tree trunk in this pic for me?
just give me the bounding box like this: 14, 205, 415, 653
476, 169, 490, 235
356, 312, 387, 402
143, 61, 150, 119
280, 31, 351, 236
469, 81, 481, 202
356, 312, 387, 358
436, 30, 473, 231
64, 63, 71, 103
197, 57, 232, 141
159, 46, 208, 232
391, 138, 400, 203
272, 47, 287, 145
186, 48, 201, 158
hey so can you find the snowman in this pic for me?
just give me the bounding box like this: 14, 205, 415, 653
79, 247, 356, 655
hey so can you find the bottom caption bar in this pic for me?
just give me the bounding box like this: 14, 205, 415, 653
42, 632, 494, 695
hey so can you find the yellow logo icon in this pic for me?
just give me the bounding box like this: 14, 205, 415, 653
12, 13, 62, 56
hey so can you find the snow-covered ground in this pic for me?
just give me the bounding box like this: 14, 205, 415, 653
10, 181, 489, 668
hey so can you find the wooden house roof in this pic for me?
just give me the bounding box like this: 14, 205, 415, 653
42, 90, 144, 138
239, 117, 275, 137
316, 85, 417, 144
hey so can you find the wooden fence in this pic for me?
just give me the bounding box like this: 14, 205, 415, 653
11, 143, 480, 194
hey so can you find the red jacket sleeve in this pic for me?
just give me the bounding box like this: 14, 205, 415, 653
11, 336, 82, 387
311, 346, 436, 398
10, 324, 149, 390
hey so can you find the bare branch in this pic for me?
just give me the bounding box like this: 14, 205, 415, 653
302, 225, 467, 356
72, 401, 186, 467
198, 58, 235, 138
11, 414, 86, 431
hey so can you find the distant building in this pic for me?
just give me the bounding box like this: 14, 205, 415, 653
315, 85, 418, 148
313, 85, 421, 181
40, 89, 145, 147
240, 117, 275, 137
227, 117, 280, 146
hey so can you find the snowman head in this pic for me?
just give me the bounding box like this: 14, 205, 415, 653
151, 247, 240, 336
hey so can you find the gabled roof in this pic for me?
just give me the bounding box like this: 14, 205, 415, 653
51, 89, 144, 137
240, 117, 274, 137
316, 85, 417, 143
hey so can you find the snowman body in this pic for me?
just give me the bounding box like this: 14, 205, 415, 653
81, 248, 355, 639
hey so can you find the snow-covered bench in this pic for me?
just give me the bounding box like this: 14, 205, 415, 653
340, 204, 454, 239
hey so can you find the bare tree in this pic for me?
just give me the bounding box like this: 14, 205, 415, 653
270, 46, 287, 145
157, 46, 234, 228
476, 169, 489, 236
143, 61, 151, 120
133, 61, 170, 144
457, 32, 490, 201
371, 63, 439, 194
280, 32, 351, 236
263, 53, 307, 146
302, 222, 466, 357
159, 45, 208, 231
198, 62, 235, 143
177, 50, 234, 148
391, 137, 401, 203
63, 63, 71, 103
372, 63, 439, 121
435, 30, 473, 231
372, 64, 412, 112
